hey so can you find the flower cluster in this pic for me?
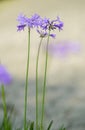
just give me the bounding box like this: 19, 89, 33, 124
17, 13, 64, 130
17, 13, 41, 31
17, 13, 64, 38
40, 16, 63, 31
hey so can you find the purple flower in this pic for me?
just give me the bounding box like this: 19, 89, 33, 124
0, 65, 12, 86
40, 16, 64, 31
17, 25, 26, 31
52, 16, 64, 31
37, 29, 56, 38
17, 13, 41, 31
47, 41, 80, 57
17, 14, 29, 31
37, 29, 48, 38
30, 13, 41, 27
17, 13, 64, 34
49, 34, 56, 38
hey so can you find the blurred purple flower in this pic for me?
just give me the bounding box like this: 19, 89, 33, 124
17, 14, 29, 31
48, 41, 80, 57
50, 34, 56, 38
37, 29, 56, 38
17, 13, 41, 31
17, 24, 26, 31
17, 13, 64, 35
0, 65, 12, 86
40, 16, 64, 31
37, 29, 48, 38
30, 13, 41, 27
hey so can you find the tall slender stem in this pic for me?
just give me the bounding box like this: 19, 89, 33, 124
41, 30, 50, 129
36, 38, 43, 130
24, 28, 30, 130
1, 85, 8, 130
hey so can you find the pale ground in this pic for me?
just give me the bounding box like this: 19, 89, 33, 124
0, 0, 85, 129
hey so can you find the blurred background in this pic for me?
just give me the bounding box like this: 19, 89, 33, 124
0, 0, 85, 129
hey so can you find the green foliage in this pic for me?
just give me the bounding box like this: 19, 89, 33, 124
0, 116, 66, 130
0, 114, 12, 130
47, 120, 53, 130
59, 125, 66, 130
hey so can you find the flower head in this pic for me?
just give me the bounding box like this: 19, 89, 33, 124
17, 13, 64, 34
30, 14, 41, 27
17, 24, 26, 31
40, 16, 64, 31
17, 14, 29, 31
17, 13, 41, 31
37, 29, 56, 38
0, 65, 12, 86
37, 29, 48, 38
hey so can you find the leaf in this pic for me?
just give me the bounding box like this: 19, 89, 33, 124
29, 121, 34, 130
59, 125, 66, 130
47, 120, 53, 130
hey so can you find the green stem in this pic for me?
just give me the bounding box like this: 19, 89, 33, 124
1, 84, 8, 130
24, 28, 30, 130
41, 30, 50, 129
36, 38, 43, 130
